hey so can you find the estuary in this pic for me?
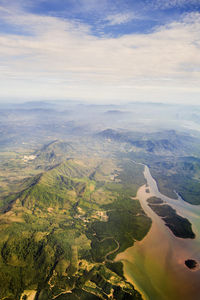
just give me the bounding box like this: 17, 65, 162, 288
116, 164, 200, 300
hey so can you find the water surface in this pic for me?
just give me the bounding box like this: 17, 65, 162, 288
116, 165, 200, 300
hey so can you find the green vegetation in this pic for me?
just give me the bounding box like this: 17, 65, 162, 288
0, 155, 150, 299
148, 157, 200, 205
1, 103, 200, 299
125, 144, 200, 205
148, 203, 195, 238
88, 195, 151, 261
147, 197, 163, 204
154, 174, 200, 205
105, 261, 124, 278
185, 259, 198, 270
115, 160, 146, 197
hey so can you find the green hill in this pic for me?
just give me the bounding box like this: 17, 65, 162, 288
0, 157, 151, 300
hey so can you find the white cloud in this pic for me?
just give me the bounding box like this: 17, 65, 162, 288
0, 6, 200, 104
150, 0, 200, 10
105, 13, 136, 26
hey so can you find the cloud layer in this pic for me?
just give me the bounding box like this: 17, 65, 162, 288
0, 3, 200, 103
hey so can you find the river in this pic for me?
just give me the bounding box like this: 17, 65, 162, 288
116, 164, 200, 300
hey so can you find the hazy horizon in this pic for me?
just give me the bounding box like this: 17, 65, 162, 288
1, 2, 200, 299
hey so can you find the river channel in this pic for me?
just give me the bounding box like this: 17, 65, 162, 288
116, 164, 200, 300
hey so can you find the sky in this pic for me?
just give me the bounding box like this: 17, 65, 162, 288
0, 0, 200, 104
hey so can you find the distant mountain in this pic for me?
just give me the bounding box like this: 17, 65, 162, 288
105, 110, 128, 114
97, 129, 196, 155
16, 101, 56, 109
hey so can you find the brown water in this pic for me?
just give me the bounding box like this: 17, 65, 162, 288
116, 165, 200, 300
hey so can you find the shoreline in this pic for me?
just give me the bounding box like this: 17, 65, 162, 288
118, 257, 149, 300
116, 164, 200, 300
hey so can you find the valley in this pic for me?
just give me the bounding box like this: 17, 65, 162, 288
0, 145, 151, 299
0, 101, 200, 299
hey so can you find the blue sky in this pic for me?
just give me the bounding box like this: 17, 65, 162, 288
0, 0, 200, 104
